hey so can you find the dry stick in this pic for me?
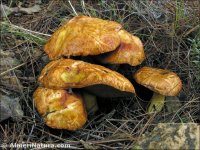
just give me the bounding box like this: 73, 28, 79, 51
10, 23, 51, 37
138, 113, 156, 138
36, 127, 132, 145
170, 97, 199, 122
68, 0, 78, 16
130, 117, 145, 135
112, 120, 129, 135
1, 22, 51, 37
35, 128, 80, 144
1, 11, 50, 38
27, 124, 35, 142
108, 118, 141, 122
183, 25, 200, 37
0, 62, 27, 77
17, 124, 26, 143
90, 138, 134, 144
81, 0, 91, 17
0, 48, 43, 77
0, 125, 7, 136
95, 143, 116, 150
186, 111, 195, 122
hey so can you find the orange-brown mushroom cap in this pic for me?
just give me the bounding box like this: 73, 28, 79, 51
33, 87, 87, 130
38, 59, 135, 94
44, 15, 122, 59
133, 67, 182, 96
100, 30, 145, 66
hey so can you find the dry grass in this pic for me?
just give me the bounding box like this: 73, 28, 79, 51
0, 0, 199, 149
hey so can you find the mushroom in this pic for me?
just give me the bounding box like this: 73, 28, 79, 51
44, 16, 122, 59
38, 58, 135, 96
33, 87, 87, 130
43, 16, 145, 68
32, 15, 184, 131
34, 58, 135, 130
100, 29, 145, 66
133, 67, 182, 113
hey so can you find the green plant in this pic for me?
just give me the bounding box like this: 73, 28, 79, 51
0, 22, 47, 46
189, 30, 200, 81
190, 38, 200, 66
175, 0, 185, 29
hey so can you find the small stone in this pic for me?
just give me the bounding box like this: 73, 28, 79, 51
0, 93, 24, 122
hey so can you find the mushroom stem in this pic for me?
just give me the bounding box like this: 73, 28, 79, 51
68, 88, 73, 94
147, 92, 165, 113
82, 92, 98, 114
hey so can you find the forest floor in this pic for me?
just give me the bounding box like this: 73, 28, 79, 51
0, 0, 199, 149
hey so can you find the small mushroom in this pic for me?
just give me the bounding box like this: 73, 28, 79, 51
33, 87, 87, 130
38, 58, 135, 95
133, 67, 182, 113
44, 16, 122, 59
100, 29, 145, 66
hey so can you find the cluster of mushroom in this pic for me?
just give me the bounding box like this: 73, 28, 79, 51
33, 16, 182, 131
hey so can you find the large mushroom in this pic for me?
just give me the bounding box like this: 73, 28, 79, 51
33, 87, 87, 130
133, 67, 182, 113
44, 16, 122, 59
44, 16, 145, 67
38, 58, 135, 96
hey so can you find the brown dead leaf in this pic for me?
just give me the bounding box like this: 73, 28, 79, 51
1, 2, 41, 17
